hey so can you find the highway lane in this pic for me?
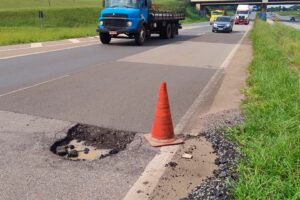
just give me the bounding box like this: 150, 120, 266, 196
267, 12, 300, 29
0, 22, 252, 200
0, 23, 249, 132
0, 23, 210, 94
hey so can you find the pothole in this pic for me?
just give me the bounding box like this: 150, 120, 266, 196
50, 124, 136, 161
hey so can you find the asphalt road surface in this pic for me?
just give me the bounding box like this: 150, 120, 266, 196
267, 12, 300, 29
0, 22, 247, 132
0, 22, 251, 200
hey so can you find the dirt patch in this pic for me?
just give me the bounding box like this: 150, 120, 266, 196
148, 109, 243, 200
183, 111, 243, 200
50, 124, 136, 161
149, 135, 216, 200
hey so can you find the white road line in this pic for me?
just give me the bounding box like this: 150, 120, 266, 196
0, 75, 70, 98
124, 24, 252, 200
31, 43, 43, 48
0, 46, 31, 52
68, 39, 80, 44
182, 25, 211, 30
0, 38, 98, 53
123, 70, 224, 200
0, 43, 98, 60
220, 23, 253, 69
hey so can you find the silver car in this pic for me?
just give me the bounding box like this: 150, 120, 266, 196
212, 16, 234, 33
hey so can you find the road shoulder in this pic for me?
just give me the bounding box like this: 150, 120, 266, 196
146, 31, 253, 200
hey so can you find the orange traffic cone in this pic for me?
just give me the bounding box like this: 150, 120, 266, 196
144, 82, 183, 147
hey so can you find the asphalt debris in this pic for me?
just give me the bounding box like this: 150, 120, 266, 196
50, 124, 136, 161
84, 148, 89, 154
183, 110, 244, 200
68, 150, 79, 158
165, 161, 178, 169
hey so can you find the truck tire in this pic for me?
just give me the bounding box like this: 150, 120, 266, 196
146, 31, 151, 39
166, 23, 172, 39
171, 23, 176, 38
160, 23, 172, 39
100, 33, 111, 44
175, 24, 179, 35
135, 25, 146, 45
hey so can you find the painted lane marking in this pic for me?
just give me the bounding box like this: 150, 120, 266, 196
220, 23, 253, 69
182, 24, 211, 30
0, 75, 70, 98
0, 24, 208, 59
123, 69, 224, 200
124, 24, 252, 200
68, 39, 80, 44
31, 43, 43, 48
0, 43, 98, 60
0, 39, 98, 52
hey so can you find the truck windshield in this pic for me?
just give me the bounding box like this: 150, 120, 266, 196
212, 11, 223, 15
237, 11, 249, 15
105, 0, 139, 8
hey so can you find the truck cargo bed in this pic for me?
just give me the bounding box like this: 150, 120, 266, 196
149, 10, 185, 21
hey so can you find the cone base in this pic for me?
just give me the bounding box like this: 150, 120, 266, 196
144, 133, 184, 147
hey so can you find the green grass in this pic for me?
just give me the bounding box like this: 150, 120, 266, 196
0, 7, 100, 27
229, 20, 300, 199
0, 7, 100, 45
0, 0, 101, 10
151, 0, 208, 23
273, 23, 300, 72
182, 4, 208, 24
0, 0, 206, 45
0, 26, 97, 45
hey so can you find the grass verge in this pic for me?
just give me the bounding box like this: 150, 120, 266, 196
0, 7, 100, 45
0, 0, 101, 10
0, 26, 97, 46
182, 4, 208, 24
154, 0, 208, 24
229, 20, 300, 199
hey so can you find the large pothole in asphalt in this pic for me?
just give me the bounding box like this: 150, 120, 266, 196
50, 124, 136, 161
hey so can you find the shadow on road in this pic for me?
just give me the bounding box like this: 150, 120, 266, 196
104, 30, 246, 47
108, 34, 200, 47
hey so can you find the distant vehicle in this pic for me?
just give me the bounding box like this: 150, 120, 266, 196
290, 17, 296, 22
212, 16, 233, 33
210, 9, 226, 25
252, 5, 259, 12
96, 0, 185, 45
235, 5, 250, 25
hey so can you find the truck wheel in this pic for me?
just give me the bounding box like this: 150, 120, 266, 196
135, 25, 146, 46
175, 25, 179, 35
146, 31, 151, 39
166, 23, 172, 39
100, 33, 111, 44
171, 24, 176, 38
160, 23, 171, 39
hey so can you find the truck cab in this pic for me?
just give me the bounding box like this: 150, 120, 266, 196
96, 0, 184, 45
235, 5, 250, 25
210, 9, 226, 25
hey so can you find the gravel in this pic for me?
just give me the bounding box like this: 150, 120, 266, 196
50, 123, 136, 160
183, 109, 244, 200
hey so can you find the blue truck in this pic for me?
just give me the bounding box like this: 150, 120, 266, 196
96, 0, 185, 45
